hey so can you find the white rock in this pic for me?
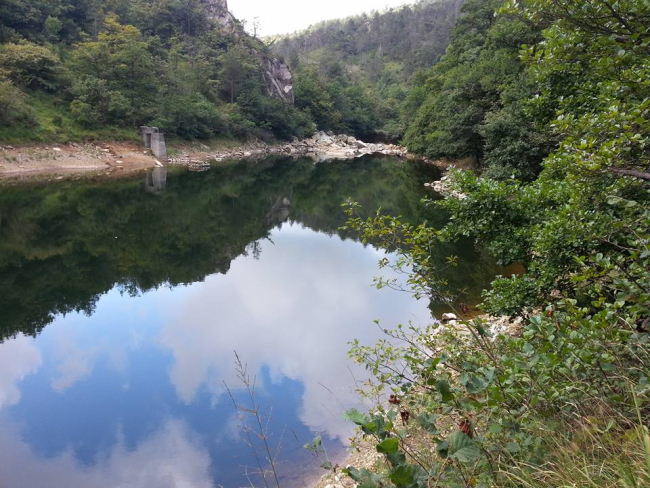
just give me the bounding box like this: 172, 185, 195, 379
441, 313, 458, 323
53, 147, 62, 152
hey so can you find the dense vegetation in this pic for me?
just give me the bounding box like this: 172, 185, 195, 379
0, 0, 313, 143
335, 0, 650, 487
274, 0, 464, 141
0, 0, 469, 144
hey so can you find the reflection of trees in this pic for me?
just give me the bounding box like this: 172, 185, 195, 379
0, 155, 496, 342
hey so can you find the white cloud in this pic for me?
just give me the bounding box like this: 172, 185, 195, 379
228, 0, 414, 36
0, 335, 42, 409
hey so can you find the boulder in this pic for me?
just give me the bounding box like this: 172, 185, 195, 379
441, 313, 458, 323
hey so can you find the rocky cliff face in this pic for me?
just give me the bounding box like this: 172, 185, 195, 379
202, 0, 237, 32
201, 0, 295, 103
262, 56, 295, 103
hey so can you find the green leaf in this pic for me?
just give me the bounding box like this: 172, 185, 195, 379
447, 431, 482, 463
377, 438, 400, 454
389, 464, 428, 488
436, 380, 455, 403
343, 467, 385, 488
436, 441, 449, 458
344, 408, 370, 426
389, 465, 415, 486
506, 442, 520, 453
416, 412, 440, 434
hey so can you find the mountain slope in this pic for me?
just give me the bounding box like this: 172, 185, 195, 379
275, 0, 464, 80
272, 0, 465, 140
0, 0, 308, 143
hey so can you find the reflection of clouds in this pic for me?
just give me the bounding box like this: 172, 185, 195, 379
44, 296, 163, 393
0, 335, 42, 409
51, 338, 101, 393
161, 224, 430, 440
0, 417, 212, 488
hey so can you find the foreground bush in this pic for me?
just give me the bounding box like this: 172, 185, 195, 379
340, 197, 649, 487
338, 0, 650, 485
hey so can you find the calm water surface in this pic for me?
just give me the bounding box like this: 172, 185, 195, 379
0, 156, 498, 487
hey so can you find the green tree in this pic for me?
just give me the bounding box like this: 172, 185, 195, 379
218, 45, 258, 104
44, 16, 63, 43
70, 15, 158, 125
403, 0, 549, 177
294, 68, 341, 131
0, 41, 60, 90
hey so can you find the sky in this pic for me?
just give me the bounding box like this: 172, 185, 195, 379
227, 0, 415, 37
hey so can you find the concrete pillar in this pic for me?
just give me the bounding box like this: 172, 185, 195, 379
151, 132, 167, 161
140, 126, 167, 161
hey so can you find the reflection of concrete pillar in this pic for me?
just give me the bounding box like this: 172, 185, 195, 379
145, 166, 168, 194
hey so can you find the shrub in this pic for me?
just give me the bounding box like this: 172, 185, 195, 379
340, 199, 650, 487
69, 76, 130, 127
0, 79, 36, 127
0, 41, 60, 90
152, 93, 228, 139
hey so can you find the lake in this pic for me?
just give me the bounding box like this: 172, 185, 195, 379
0, 156, 499, 488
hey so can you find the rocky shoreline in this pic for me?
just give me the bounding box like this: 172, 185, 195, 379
168, 131, 409, 169
0, 133, 415, 181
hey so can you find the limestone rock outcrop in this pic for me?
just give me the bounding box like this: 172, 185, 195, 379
263, 56, 294, 103
202, 0, 237, 32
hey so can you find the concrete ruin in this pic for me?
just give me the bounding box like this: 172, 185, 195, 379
140, 126, 167, 161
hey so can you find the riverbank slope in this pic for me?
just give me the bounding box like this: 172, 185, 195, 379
0, 132, 411, 182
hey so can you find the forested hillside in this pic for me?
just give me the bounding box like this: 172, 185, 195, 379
0, 0, 313, 143
402, 0, 554, 179
274, 0, 465, 140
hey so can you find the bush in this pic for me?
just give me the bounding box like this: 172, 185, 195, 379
0, 79, 36, 127
340, 199, 650, 488
0, 41, 60, 90
69, 76, 130, 127
152, 93, 228, 139
237, 90, 314, 140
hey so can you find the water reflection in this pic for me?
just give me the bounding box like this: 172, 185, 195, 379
0, 156, 502, 487
0, 416, 213, 488
145, 166, 168, 194
0, 335, 42, 408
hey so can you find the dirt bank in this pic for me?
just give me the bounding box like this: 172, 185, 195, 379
0, 133, 414, 182
0, 142, 158, 182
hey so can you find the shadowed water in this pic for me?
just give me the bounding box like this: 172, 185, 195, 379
0, 156, 500, 487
